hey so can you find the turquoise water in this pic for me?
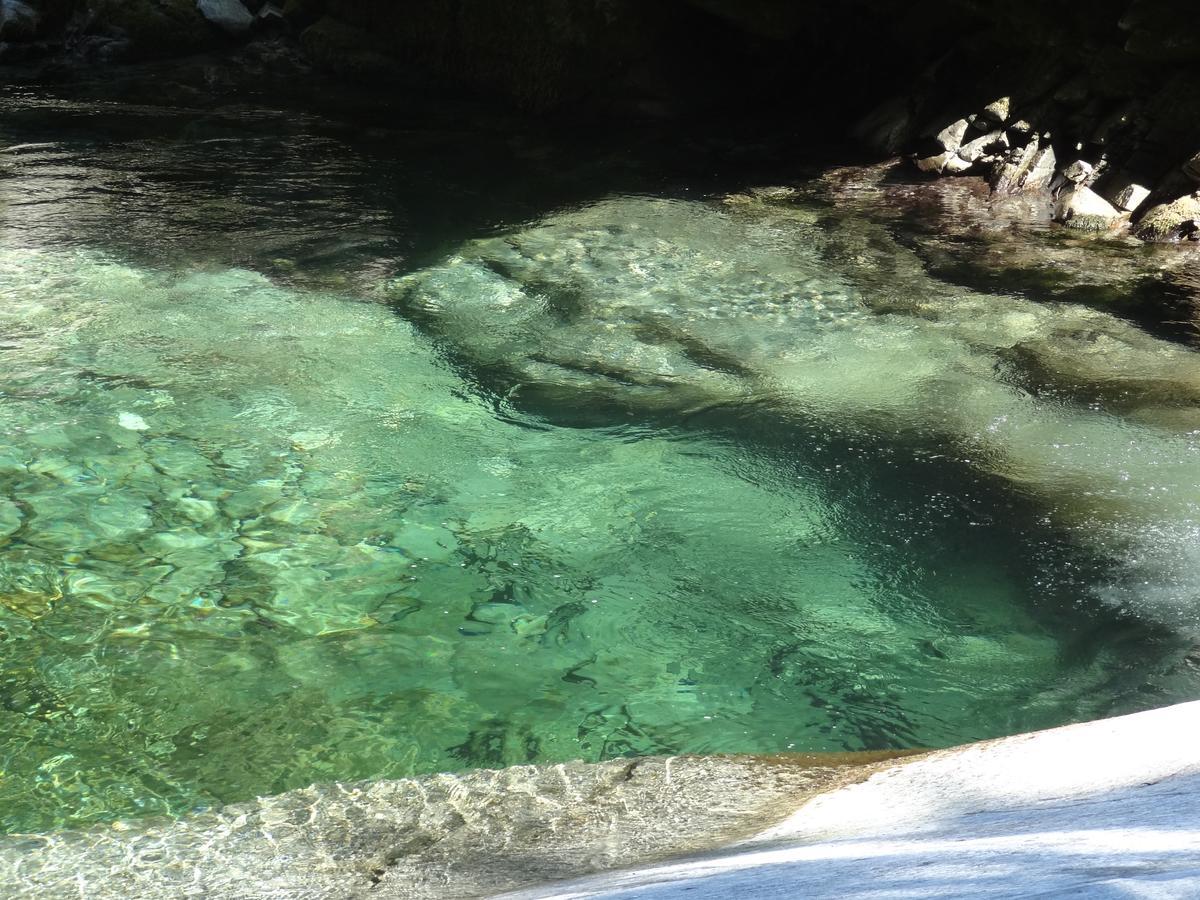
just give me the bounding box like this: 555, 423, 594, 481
1, 89, 1198, 833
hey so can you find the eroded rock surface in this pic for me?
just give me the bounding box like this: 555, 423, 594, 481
507, 699, 1200, 899
0, 753, 899, 899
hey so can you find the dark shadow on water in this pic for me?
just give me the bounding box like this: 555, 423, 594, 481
0, 77, 848, 292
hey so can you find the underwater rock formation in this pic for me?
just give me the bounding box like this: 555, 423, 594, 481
393, 190, 1200, 630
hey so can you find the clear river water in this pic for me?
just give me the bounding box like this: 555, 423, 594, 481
1, 81, 1199, 834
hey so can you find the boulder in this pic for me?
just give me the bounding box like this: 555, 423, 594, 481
916, 151, 953, 173
85, 0, 214, 59
934, 118, 970, 153
1112, 182, 1151, 212
1061, 159, 1094, 184
943, 153, 974, 174
1133, 192, 1200, 241
0, 0, 38, 41
991, 140, 1056, 194
196, 0, 253, 34
980, 96, 1010, 125
1053, 184, 1121, 231
957, 129, 1007, 163
1184, 151, 1200, 182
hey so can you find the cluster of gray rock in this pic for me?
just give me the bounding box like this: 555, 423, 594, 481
0, 0, 282, 64
912, 94, 1200, 241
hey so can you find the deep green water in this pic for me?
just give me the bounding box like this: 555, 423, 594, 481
1, 87, 1198, 834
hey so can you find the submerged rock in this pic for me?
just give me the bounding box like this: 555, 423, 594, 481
0, 499, 21, 540
394, 191, 1200, 631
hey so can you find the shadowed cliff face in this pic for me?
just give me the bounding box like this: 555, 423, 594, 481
6, 2, 1200, 190
0, 1, 1006, 119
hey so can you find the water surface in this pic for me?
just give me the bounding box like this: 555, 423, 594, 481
1, 86, 1197, 833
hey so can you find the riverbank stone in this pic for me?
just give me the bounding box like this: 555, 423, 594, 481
197, 0, 254, 35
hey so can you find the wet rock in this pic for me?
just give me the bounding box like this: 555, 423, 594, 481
0, 0, 37, 42
1061, 159, 1094, 185
197, 0, 254, 35
916, 151, 954, 174
980, 96, 1010, 125
1110, 181, 1151, 213
1184, 151, 1200, 183
1053, 184, 1120, 231
991, 141, 1056, 194
957, 130, 1007, 165
1133, 192, 1200, 241
935, 118, 970, 153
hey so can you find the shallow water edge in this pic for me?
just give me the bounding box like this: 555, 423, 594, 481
4, 702, 1197, 899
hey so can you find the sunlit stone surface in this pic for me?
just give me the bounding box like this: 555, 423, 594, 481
3, 703, 1197, 898
506, 700, 1200, 900
0, 752, 896, 898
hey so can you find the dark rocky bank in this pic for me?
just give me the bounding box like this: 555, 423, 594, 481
4, 0, 1200, 244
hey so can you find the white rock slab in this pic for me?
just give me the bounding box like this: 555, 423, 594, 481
507, 700, 1200, 899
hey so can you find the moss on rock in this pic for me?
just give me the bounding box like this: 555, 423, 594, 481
1133, 194, 1200, 241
